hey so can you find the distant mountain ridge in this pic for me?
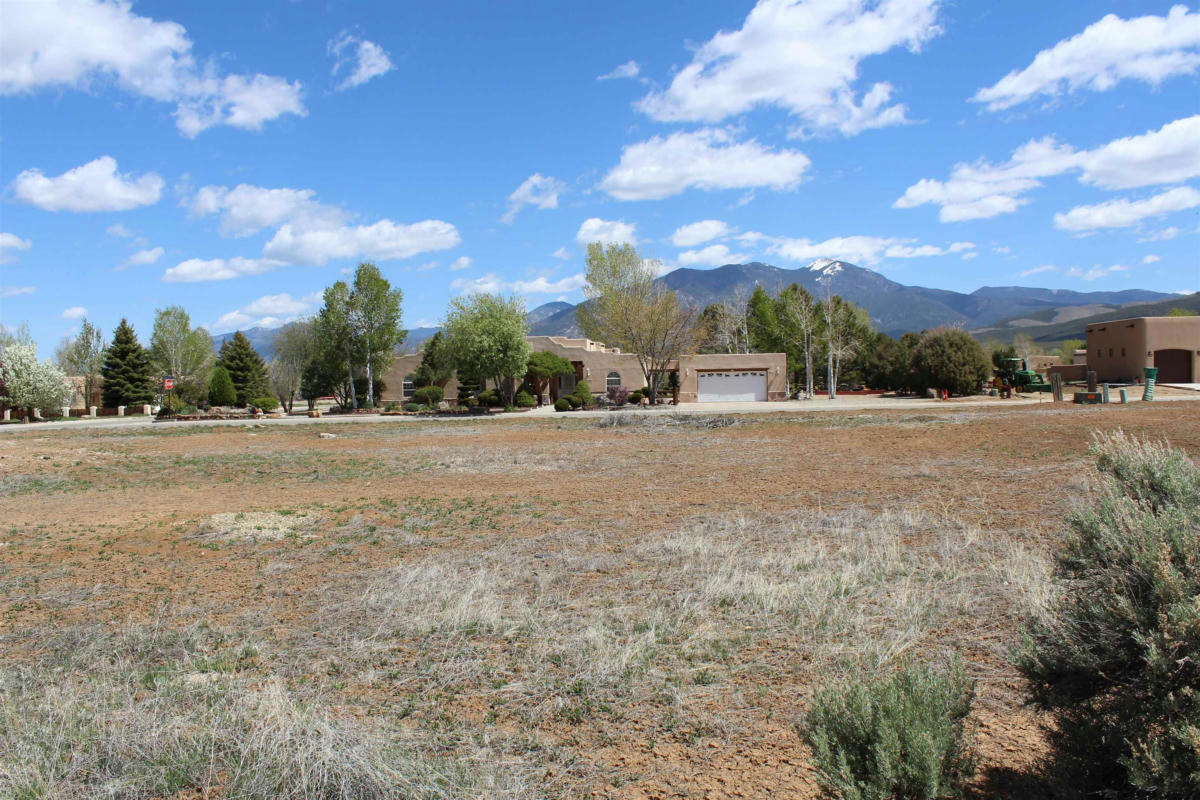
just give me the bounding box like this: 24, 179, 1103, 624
213, 261, 1179, 356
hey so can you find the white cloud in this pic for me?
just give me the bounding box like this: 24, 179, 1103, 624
1054, 186, 1200, 232
1139, 227, 1181, 242
0, 232, 32, 263
213, 290, 324, 331
1143, 254, 1161, 264
576, 218, 637, 246
636, 0, 940, 136
973, 7, 1200, 111
126, 246, 164, 266
451, 272, 586, 295
551, 247, 571, 260
60, 306, 88, 320
328, 31, 394, 91
1, 286, 35, 298
163, 257, 282, 283
994, 245, 1012, 254
671, 219, 731, 247
895, 115, 1200, 221
748, 233, 973, 267
188, 183, 346, 237
262, 219, 461, 266
1066, 264, 1130, 281
1019, 265, 1058, 277
601, 128, 810, 201
502, 173, 565, 223
449, 256, 472, 271
598, 60, 640, 81
677, 244, 750, 267
0, 0, 304, 136
106, 223, 133, 238
13, 156, 162, 212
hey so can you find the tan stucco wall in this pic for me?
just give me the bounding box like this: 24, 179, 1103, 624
675, 353, 789, 402
1086, 317, 1200, 383
378, 353, 462, 403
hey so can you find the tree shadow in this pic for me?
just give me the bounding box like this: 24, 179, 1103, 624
971, 764, 1057, 800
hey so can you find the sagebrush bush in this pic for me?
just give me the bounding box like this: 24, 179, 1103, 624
799, 659, 975, 800
1014, 430, 1200, 798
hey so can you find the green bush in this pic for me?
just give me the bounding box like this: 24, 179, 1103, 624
208, 365, 236, 407
566, 395, 581, 409
800, 659, 975, 800
910, 328, 989, 396
412, 386, 443, 408
554, 398, 570, 412
514, 389, 536, 408
403, 402, 421, 412
628, 390, 643, 404
383, 401, 399, 412
476, 389, 502, 407
252, 396, 278, 412
156, 394, 184, 418
1015, 431, 1200, 797
573, 380, 592, 404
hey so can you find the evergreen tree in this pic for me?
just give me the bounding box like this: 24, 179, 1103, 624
101, 319, 153, 407
216, 332, 269, 407
208, 365, 237, 406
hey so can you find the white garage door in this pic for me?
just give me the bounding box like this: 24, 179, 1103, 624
697, 371, 767, 402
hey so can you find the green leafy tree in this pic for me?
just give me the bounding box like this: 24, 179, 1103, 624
1166, 306, 1198, 316
443, 293, 530, 407
271, 319, 321, 413
862, 333, 915, 392
55, 317, 106, 408
317, 281, 360, 409
299, 347, 342, 409
910, 328, 989, 396
149, 306, 215, 405
524, 351, 574, 402
101, 319, 153, 407
216, 331, 269, 407
577, 242, 697, 404
348, 263, 405, 408
411, 331, 454, 388
1015, 431, 1200, 797
208, 365, 236, 406
1059, 338, 1084, 364
0, 343, 73, 417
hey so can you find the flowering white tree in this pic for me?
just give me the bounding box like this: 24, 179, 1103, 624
0, 343, 73, 417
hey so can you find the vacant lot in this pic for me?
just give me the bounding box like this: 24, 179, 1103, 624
2, 401, 1198, 798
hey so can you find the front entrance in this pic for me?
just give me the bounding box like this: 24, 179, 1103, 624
1153, 349, 1193, 383
697, 371, 767, 402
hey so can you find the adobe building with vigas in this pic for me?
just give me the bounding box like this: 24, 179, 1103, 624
381, 335, 789, 404
1085, 315, 1200, 384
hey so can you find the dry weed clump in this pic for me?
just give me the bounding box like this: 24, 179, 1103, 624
193, 510, 317, 542
593, 412, 742, 431
0, 621, 529, 800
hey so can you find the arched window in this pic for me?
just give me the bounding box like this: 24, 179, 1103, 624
606, 371, 622, 391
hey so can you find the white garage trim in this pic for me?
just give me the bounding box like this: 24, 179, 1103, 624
697, 370, 767, 402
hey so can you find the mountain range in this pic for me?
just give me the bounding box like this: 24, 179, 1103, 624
214, 260, 1184, 359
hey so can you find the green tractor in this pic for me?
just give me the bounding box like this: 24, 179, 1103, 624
995, 357, 1051, 395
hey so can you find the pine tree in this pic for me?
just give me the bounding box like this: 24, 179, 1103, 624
101, 319, 153, 407
216, 331, 269, 407
208, 365, 237, 406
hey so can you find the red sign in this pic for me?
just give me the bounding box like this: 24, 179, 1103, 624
163, 378, 174, 390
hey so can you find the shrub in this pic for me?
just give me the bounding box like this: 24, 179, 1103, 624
607, 385, 629, 405
208, 365, 236, 407
554, 398, 570, 412
574, 380, 592, 402
1014, 431, 1200, 797
252, 396, 278, 412
403, 402, 421, 412
411, 386, 443, 408
383, 401, 399, 412
566, 395, 581, 409
514, 389, 536, 408
910, 328, 989, 396
628, 390, 643, 404
800, 659, 975, 800
156, 394, 184, 418
476, 389, 502, 407
461, 396, 478, 408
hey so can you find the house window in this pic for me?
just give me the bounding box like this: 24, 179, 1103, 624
606, 371, 622, 391
402, 377, 415, 398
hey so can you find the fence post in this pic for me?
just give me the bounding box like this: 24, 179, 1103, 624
117, 406, 126, 417
90, 406, 98, 417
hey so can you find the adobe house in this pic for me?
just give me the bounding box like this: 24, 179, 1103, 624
1085, 316, 1200, 383
380, 335, 789, 403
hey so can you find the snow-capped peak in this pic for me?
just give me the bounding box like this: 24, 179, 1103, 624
806, 258, 842, 276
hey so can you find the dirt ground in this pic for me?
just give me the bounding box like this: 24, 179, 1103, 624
3, 400, 1199, 798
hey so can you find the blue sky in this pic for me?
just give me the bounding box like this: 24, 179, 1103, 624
1, 0, 1198, 355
